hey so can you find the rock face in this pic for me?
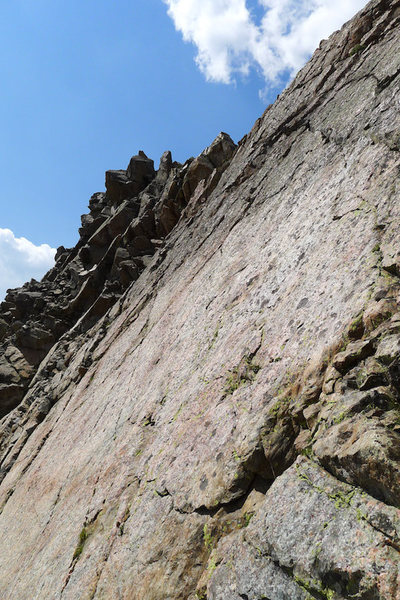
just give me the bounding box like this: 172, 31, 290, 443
0, 0, 400, 598
0, 137, 236, 420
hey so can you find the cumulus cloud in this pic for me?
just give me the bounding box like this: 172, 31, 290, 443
163, 0, 368, 87
0, 229, 56, 301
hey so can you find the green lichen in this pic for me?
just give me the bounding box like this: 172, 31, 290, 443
348, 313, 364, 339
312, 541, 322, 560
333, 411, 348, 425
238, 512, 254, 528
337, 333, 350, 354
118, 506, 131, 535
294, 575, 336, 600
330, 489, 356, 509
208, 319, 223, 350
349, 43, 366, 56
224, 355, 261, 395
73, 527, 89, 560
232, 449, 241, 462
171, 403, 183, 422
224, 370, 241, 394
301, 446, 315, 460
296, 465, 356, 510
268, 396, 291, 418
203, 524, 214, 551
356, 507, 367, 523
243, 512, 254, 527
208, 554, 218, 574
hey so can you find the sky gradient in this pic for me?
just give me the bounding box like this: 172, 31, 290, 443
0, 0, 367, 299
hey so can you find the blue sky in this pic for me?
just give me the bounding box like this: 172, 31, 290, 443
0, 0, 367, 299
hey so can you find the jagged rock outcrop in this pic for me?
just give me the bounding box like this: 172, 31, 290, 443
0, 0, 399, 598
0, 134, 236, 419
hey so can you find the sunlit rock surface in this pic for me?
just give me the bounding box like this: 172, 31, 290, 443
0, 0, 399, 598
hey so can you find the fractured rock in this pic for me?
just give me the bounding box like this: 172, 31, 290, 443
0, 1, 399, 598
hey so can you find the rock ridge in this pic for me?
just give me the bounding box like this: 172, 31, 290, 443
0, 132, 237, 421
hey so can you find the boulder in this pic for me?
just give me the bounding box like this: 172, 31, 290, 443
208, 458, 400, 600
105, 170, 139, 204
126, 151, 155, 186
203, 131, 237, 168
332, 339, 374, 374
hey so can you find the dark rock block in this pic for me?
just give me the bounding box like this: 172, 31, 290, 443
0, 319, 8, 341
0, 383, 26, 418
15, 325, 55, 353
126, 151, 155, 185
105, 170, 139, 204
332, 339, 375, 374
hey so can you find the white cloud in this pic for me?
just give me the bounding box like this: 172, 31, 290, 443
0, 229, 56, 301
163, 0, 368, 87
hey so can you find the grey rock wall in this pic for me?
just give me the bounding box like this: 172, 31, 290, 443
0, 0, 399, 598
